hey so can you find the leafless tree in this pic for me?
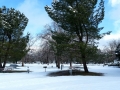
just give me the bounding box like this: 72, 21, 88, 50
102, 39, 120, 63
21, 35, 38, 66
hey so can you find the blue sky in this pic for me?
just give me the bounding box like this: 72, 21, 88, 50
0, 0, 120, 49
99, 0, 120, 48
0, 0, 53, 36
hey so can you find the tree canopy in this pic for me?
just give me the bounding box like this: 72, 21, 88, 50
0, 6, 29, 68
45, 0, 111, 72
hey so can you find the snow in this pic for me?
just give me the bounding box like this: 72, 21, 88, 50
0, 64, 120, 90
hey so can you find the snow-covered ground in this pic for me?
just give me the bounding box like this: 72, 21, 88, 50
0, 63, 120, 90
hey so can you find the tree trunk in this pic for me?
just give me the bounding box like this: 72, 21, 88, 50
0, 59, 3, 71
70, 58, 72, 68
55, 60, 58, 67
57, 61, 60, 69
56, 56, 60, 69
82, 54, 89, 73
22, 59, 24, 66
55, 56, 58, 67
0, 59, 2, 68
3, 59, 7, 68
0, 62, 3, 71
15, 61, 17, 64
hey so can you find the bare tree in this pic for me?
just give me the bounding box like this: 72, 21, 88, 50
21, 35, 38, 66
102, 39, 120, 63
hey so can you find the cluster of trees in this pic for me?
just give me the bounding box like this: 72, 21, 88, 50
102, 40, 120, 63
1, 0, 118, 73
22, 0, 111, 72
43, 0, 111, 72
0, 6, 29, 69
21, 0, 112, 73
22, 36, 119, 68
33, 22, 112, 67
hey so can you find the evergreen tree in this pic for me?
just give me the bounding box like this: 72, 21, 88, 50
45, 0, 111, 72
51, 30, 72, 68
115, 44, 120, 60
0, 6, 29, 69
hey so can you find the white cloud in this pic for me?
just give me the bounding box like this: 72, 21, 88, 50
109, 0, 120, 7
98, 32, 120, 49
17, 0, 52, 36
98, 0, 120, 49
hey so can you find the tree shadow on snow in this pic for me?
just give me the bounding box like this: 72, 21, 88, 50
47, 70, 104, 76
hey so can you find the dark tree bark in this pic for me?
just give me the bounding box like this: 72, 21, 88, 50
56, 56, 60, 69
0, 59, 2, 68
82, 54, 89, 72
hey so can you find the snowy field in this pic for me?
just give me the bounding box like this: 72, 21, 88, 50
0, 63, 120, 90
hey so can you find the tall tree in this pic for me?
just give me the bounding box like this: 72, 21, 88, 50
40, 22, 72, 68
45, 0, 111, 72
0, 6, 29, 69
51, 30, 72, 68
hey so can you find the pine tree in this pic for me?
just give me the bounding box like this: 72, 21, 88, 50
0, 6, 29, 69
45, 0, 111, 72
51, 30, 72, 68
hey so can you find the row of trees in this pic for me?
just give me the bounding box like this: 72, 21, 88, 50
0, 0, 118, 73
37, 22, 99, 66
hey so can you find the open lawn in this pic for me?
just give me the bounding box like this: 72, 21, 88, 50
0, 63, 120, 90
